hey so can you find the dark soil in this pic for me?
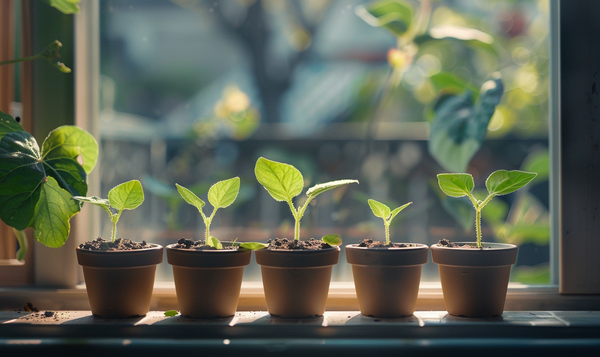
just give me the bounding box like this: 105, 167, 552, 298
437, 238, 489, 249
266, 237, 332, 250
170, 238, 238, 250
358, 239, 419, 248
78, 237, 152, 251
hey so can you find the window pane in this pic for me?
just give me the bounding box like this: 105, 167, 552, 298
99, 0, 550, 283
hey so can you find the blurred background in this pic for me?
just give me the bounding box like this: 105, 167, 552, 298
98, 0, 550, 283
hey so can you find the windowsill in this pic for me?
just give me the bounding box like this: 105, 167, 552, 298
1, 282, 599, 312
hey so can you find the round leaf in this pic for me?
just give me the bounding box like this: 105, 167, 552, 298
437, 173, 474, 197
486, 170, 538, 196
208, 177, 240, 209
255, 157, 304, 202
322, 234, 342, 246
0, 111, 24, 139
41, 125, 99, 174
368, 199, 391, 219
33, 177, 81, 248
109, 180, 144, 211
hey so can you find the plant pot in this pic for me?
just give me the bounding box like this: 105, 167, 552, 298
255, 246, 340, 318
430, 242, 518, 318
346, 243, 429, 317
76, 244, 163, 318
166, 244, 252, 318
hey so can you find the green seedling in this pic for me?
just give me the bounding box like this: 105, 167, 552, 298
164, 310, 179, 317
368, 199, 412, 245
176, 178, 267, 250
254, 157, 358, 245
437, 170, 537, 248
73, 180, 144, 242
176, 177, 240, 249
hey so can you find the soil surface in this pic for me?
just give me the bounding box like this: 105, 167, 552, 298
170, 238, 238, 250
78, 237, 152, 251
357, 239, 420, 248
266, 237, 332, 250
437, 239, 489, 249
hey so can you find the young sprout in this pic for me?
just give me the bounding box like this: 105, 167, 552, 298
437, 170, 537, 248
176, 177, 240, 249
73, 180, 144, 242
255, 157, 358, 244
368, 199, 412, 245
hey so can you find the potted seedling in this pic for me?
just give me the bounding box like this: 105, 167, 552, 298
254, 157, 358, 318
432, 169, 537, 317
166, 177, 265, 318
73, 180, 163, 318
346, 200, 428, 317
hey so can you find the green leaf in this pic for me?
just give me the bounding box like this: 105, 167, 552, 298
239, 242, 268, 251
356, 0, 413, 37
33, 177, 81, 248
108, 180, 144, 211
368, 199, 391, 219
429, 72, 479, 98
43, 157, 87, 197
176, 183, 205, 212
255, 157, 304, 202
486, 170, 537, 196
41, 125, 99, 174
164, 310, 179, 317
206, 236, 222, 250
322, 234, 342, 246
208, 177, 240, 209
72, 196, 112, 216
46, 0, 80, 14
389, 202, 412, 221
428, 76, 504, 172
0, 135, 45, 230
0, 111, 24, 140
437, 173, 474, 197
306, 179, 359, 199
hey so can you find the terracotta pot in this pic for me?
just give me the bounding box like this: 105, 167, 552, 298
76, 244, 163, 318
346, 243, 429, 317
430, 242, 518, 318
166, 244, 251, 318
255, 246, 340, 318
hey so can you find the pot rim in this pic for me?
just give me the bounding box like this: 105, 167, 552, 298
346, 243, 429, 266
76, 244, 163, 268
166, 243, 252, 268
431, 242, 518, 250
345, 243, 429, 250
431, 242, 518, 267
255, 245, 340, 268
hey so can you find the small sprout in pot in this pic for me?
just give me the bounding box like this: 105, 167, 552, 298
73, 180, 144, 242
368, 199, 412, 246
437, 170, 537, 248
255, 157, 358, 245
177, 177, 267, 250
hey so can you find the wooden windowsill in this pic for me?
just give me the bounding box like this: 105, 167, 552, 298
1, 282, 599, 312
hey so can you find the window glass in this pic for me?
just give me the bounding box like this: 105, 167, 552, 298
99, 0, 550, 283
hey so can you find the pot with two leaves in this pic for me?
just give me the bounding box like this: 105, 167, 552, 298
254, 157, 358, 318
165, 178, 265, 318
74, 180, 163, 318
431, 170, 536, 317
346, 200, 428, 317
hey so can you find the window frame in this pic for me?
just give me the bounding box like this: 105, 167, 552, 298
3, 0, 597, 309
